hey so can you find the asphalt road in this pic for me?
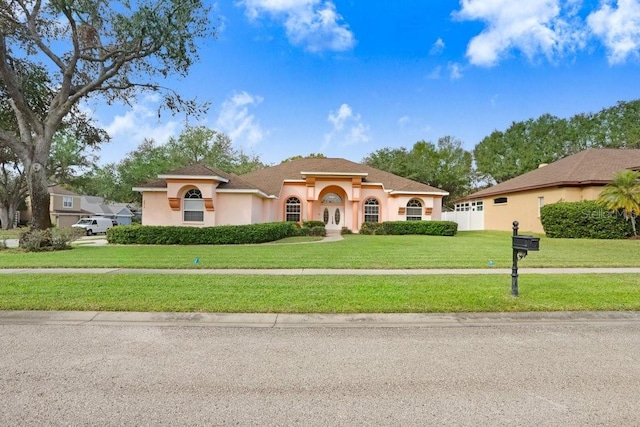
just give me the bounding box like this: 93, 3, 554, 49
1, 322, 639, 426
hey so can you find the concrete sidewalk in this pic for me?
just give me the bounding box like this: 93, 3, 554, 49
0, 310, 638, 328
1, 267, 640, 275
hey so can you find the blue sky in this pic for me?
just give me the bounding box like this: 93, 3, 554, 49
92, 0, 640, 166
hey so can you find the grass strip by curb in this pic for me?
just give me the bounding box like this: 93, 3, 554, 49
1, 274, 638, 313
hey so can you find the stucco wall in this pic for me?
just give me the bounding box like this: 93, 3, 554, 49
141, 192, 174, 226
139, 178, 446, 231
482, 185, 605, 233
216, 193, 256, 226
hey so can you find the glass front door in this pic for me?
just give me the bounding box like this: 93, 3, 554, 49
322, 206, 343, 230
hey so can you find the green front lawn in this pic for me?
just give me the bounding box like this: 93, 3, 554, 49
1, 273, 638, 313
1, 231, 639, 269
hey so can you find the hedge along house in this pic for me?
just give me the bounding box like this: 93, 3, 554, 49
456, 148, 640, 233
133, 158, 449, 231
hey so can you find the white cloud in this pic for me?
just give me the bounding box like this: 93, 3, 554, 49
426, 66, 442, 79
324, 103, 371, 146
454, 0, 585, 66
239, 0, 356, 52
448, 62, 464, 79
588, 0, 640, 64
430, 38, 446, 55
100, 97, 179, 160
398, 116, 411, 127
215, 91, 266, 147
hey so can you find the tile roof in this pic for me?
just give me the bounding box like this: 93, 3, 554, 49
466, 148, 640, 199
135, 159, 448, 197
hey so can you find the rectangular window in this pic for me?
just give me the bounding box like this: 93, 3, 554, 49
63, 196, 73, 208
537, 196, 545, 217
406, 207, 422, 221
183, 199, 204, 222
473, 201, 484, 212
364, 206, 379, 223
285, 206, 301, 222
493, 197, 508, 205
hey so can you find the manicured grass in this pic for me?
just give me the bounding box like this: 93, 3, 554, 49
1, 274, 638, 313
1, 231, 639, 269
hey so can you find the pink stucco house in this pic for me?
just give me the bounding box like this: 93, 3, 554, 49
133, 158, 449, 232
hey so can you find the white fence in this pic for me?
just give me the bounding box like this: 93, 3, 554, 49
442, 210, 484, 231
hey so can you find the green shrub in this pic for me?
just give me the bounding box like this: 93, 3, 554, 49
359, 222, 383, 235
50, 227, 84, 249
106, 222, 300, 245
340, 227, 353, 235
303, 220, 325, 228
297, 223, 326, 237
18, 227, 83, 251
379, 221, 458, 236
19, 229, 52, 252
541, 201, 632, 239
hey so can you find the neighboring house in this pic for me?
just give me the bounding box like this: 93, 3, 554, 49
133, 158, 449, 232
21, 185, 89, 227
453, 148, 640, 233
81, 196, 135, 225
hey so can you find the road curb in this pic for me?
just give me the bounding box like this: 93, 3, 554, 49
1, 310, 638, 328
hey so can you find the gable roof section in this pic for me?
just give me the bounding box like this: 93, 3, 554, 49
240, 158, 447, 197
81, 196, 135, 217
134, 159, 448, 197
467, 148, 640, 199
133, 164, 266, 193
48, 185, 80, 197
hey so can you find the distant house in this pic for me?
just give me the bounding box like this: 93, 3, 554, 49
81, 196, 135, 225
133, 158, 449, 231
452, 148, 640, 233
21, 185, 88, 227
21, 187, 136, 227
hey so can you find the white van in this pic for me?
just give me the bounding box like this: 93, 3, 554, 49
72, 217, 113, 235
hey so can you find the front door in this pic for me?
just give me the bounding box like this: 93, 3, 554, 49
322, 205, 344, 231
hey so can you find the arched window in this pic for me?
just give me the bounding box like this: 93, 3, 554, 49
322, 193, 342, 203
285, 197, 301, 222
364, 198, 380, 223
406, 198, 422, 221
184, 188, 204, 222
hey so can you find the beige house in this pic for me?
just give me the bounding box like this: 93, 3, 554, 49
22, 185, 88, 227
134, 158, 449, 231
456, 148, 640, 233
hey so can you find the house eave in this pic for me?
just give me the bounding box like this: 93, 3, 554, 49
463, 180, 609, 200
157, 174, 230, 183
389, 190, 450, 196
300, 171, 369, 178
132, 187, 166, 192
216, 189, 276, 198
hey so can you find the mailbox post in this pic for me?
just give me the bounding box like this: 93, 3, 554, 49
511, 221, 540, 297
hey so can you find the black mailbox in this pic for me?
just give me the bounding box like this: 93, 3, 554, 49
512, 235, 540, 251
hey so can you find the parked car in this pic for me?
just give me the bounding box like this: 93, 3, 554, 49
72, 217, 113, 235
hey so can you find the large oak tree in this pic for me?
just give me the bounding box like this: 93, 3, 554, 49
0, 0, 212, 229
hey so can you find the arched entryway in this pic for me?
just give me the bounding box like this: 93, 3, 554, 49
318, 187, 347, 231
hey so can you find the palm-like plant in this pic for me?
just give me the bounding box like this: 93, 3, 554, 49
597, 170, 640, 236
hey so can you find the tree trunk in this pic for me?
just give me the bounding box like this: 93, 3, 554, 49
0, 206, 8, 230
27, 161, 52, 230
